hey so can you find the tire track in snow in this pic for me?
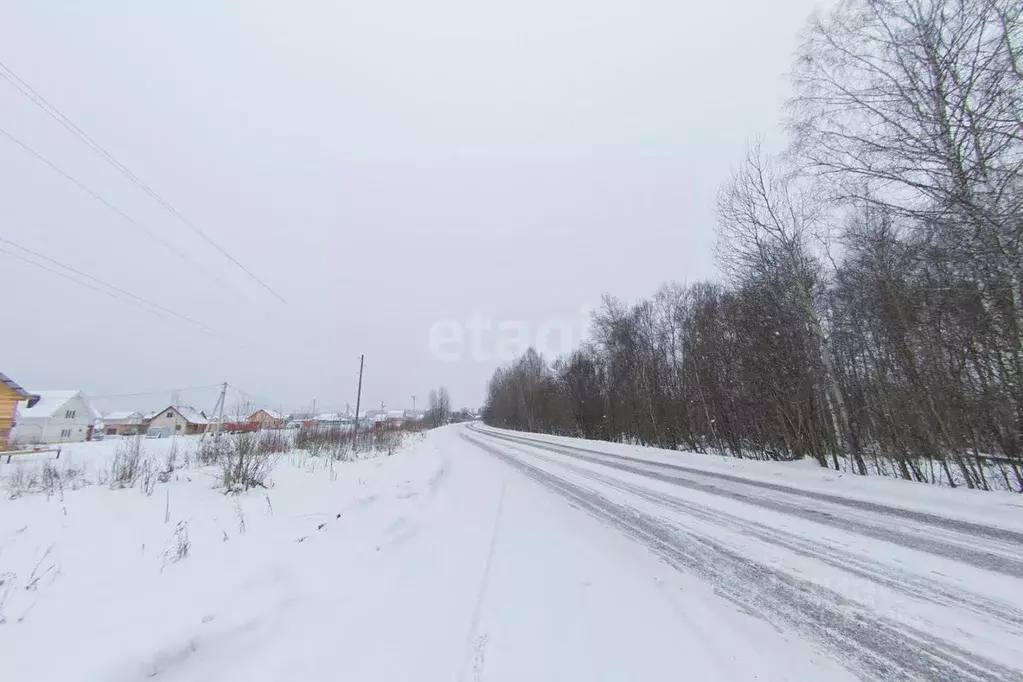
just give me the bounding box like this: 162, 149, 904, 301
513, 443, 1023, 630
464, 431, 1022, 682
457, 480, 505, 682
475, 427, 1023, 546
476, 428, 1023, 577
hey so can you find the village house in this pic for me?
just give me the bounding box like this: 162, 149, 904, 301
303, 413, 355, 431
248, 408, 285, 429
103, 411, 145, 436
0, 372, 37, 451
146, 405, 209, 437
385, 410, 408, 428
10, 389, 100, 445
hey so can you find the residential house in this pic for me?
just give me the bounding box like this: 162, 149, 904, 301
303, 413, 355, 431
385, 410, 408, 428
0, 372, 37, 451
10, 390, 101, 445
362, 410, 387, 425
103, 411, 145, 436
146, 405, 209, 437
248, 408, 285, 429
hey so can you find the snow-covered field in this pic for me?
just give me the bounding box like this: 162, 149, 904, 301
2, 426, 1022, 681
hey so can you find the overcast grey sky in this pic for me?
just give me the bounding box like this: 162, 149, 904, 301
0, 0, 825, 415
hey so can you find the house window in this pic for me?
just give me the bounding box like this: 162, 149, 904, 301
175, 424, 182, 431
65, 410, 76, 419
167, 411, 174, 418
60, 428, 71, 438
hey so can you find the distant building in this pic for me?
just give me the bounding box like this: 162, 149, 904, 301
248, 408, 285, 429
146, 405, 209, 437
384, 410, 408, 428
304, 413, 355, 430
0, 372, 36, 451
10, 390, 100, 445
103, 410, 145, 436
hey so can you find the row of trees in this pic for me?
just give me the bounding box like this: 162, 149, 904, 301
484, 0, 1022, 491
421, 387, 476, 427
421, 387, 452, 429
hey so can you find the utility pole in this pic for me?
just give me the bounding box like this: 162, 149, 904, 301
206, 382, 228, 439
353, 354, 364, 433
412, 395, 416, 416
311, 398, 316, 418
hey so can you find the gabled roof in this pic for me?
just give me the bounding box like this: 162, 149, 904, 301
151, 405, 209, 425
251, 408, 283, 420
314, 413, 351, 422
17, 390, 99, 420
104, 410, 143, 422
0, 372, 32, 399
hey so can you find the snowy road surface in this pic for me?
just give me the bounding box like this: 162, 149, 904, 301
463, 426, 1023, 681
2, 426, 1022, 681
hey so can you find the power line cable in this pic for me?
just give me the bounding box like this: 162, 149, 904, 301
227, 383, 278, 408
90, 385, 222, 399
0, 124, 247, 301
0, 237, 226, 337
2, 237, 293, 370
0, 60, 288, 304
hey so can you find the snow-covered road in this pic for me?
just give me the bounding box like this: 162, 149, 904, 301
4, 425, 1022, 681
463, 425, 1023, 681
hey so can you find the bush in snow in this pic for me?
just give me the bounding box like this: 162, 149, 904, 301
257, 429, 292, 454
4, 460, 87, 499
158, 439, 180, 483
5, 464, 39, 499
220, 432, 277, 493
110, 436, 146, 488
295, 426, 404, 460
373, 429, 404, 457
162, 521, 191, 568
198, 435, 231, 466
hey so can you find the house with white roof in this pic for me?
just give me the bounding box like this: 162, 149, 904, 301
305, 413, 355, 430
146, 405, 209, 437
10, 390, 101, 445
248, 408, 285, 429
103, 411, 145, 436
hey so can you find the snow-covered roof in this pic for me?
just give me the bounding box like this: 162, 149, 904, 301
175, 406, 208, 424
386, 410, 406, 419
16, 390, 99, 420
104, 411, 142, 422
253, 408, 283, 420
151, 405, 208, 425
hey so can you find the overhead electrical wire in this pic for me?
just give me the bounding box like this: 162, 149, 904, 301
227, 383, 279, 409
90, 385, 223, 399
0, 124, 247, 301
0, 60, 288, 304
0, 237, 226, 337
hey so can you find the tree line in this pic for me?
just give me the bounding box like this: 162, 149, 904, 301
483, 0, 1022, 492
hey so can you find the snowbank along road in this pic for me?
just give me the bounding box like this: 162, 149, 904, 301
462, 424, 1023, 682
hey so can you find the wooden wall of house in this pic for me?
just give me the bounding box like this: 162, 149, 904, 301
0, 385, 23, 451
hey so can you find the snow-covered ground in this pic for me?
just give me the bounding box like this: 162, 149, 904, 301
2, 426, 1022, 681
